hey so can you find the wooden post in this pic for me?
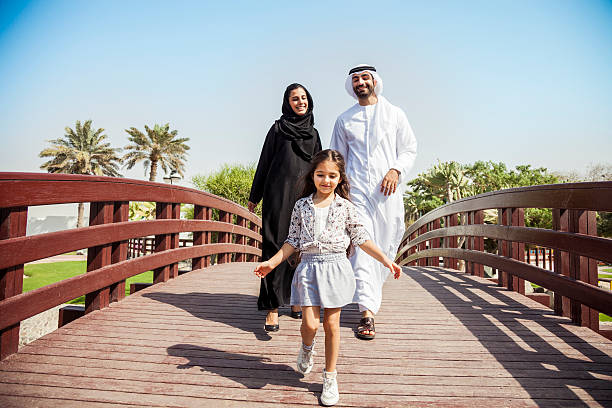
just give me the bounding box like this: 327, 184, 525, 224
553, 209, 570, 317
417, 225, 427, 266
511, 208, 525, 295
170, 203, 180, 278
498, 208, 510, 288
429, 218, 441, 267
474, 210, 484, 277
192, 205, 205, 270
247, 219, 258, 262
86, 202, 113, 313
408, 231, 417, 266
0, 206, 27, 360
447, 213, 458, 270
567, 210, 598, 330
218, 211, 231, 264
237, 217, 247, 262
110, 202, 128, 303
154, 202, 171, 284
466, 212, 473, 275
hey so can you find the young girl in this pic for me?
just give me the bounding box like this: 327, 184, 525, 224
254, 149, 401, 406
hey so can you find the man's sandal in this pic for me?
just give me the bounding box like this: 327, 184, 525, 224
356, 317, 375, 340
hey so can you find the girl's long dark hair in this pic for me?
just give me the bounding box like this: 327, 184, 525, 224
299, 149, 350, 200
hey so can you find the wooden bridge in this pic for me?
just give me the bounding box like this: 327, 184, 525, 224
1, 174, 611, 407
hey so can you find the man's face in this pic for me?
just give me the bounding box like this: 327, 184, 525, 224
352, 72, 376, 98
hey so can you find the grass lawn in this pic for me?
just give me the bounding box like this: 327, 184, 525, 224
23, 261, 153, 304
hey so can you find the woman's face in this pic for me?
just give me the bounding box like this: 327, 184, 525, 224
288, 87, 308, 116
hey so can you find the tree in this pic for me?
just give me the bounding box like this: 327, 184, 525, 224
406, 161, 561, 230
39, 120, 122, 228
404, 161, 472, 226
191, 163, 258, 216
123, 123, 190, 182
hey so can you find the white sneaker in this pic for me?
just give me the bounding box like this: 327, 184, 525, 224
321, 370, 339, 406
296, 341, 316, 374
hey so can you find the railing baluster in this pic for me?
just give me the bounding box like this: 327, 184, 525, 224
86, 202, 113, 313
110, 201, 129, 302
170, 203, 180, 278
192, 205, 204, 270
430, 218, 440, 267
553, 209, 571, 317
0, 206, 27, 360
568, 210, 598, 330
475, 210, 484, 277
218, 210, 231, 264
154, 202, 171, 283
448, 213, 458, 270
417, 225, 427, 266
247, 219, 258, 262
511, 208, 525, 295
237, 216, 247, 262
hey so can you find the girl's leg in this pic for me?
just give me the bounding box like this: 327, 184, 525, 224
322, 307, 341, 372
301, 306, 320, 346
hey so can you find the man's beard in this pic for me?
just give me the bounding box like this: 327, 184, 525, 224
354, 84, 373, 98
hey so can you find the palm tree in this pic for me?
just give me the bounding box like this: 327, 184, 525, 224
39, 120, 122, 227
123, 123, 190, 182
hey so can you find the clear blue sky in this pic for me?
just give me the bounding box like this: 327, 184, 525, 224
1, 0, 611, 186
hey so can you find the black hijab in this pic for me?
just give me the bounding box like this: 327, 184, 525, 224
275, 83, 319, 162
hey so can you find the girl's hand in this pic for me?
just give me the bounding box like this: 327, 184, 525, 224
386, 261, 402, 279
254, 261, 273, 278
248, 201, 257, 213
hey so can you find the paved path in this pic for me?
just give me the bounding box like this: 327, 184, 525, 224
26, 254, 86, 264
1, 263, 611, 407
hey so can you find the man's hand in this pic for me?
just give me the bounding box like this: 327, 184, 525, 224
248, 201, 257, 213
380, 168, 400, 196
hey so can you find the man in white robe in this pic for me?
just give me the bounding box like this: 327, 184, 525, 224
330, 64, 417, 339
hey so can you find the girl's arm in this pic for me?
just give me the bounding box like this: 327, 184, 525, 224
254, 243, 296, 278
359, 240, 402, 279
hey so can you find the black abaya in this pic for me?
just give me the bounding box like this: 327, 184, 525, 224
250, 124, 321, 310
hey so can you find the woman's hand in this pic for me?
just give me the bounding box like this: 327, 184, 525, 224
248, 201, 257, 213
254, 261, 274, 278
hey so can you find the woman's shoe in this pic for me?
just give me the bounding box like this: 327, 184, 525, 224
264, 324, 279, 332
290, 310, 302, 319
264, 310, 279, 332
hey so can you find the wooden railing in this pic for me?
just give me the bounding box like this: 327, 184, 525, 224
396, 182, 612, 335
0, 173, 262, 360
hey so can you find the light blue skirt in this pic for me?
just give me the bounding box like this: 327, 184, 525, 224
290, 252, 356, 309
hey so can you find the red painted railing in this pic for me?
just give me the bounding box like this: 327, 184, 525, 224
396, 182, 612, 336
0, 173, 262, 360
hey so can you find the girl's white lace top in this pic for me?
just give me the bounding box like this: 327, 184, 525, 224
285, 194, 369, 253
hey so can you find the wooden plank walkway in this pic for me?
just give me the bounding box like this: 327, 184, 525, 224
1, 263, 611, 407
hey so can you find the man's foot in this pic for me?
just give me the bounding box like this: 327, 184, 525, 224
320, 370, 339, 406
296, 340, 316, 374
264, 310, 279, 332
355, 317, 375, 340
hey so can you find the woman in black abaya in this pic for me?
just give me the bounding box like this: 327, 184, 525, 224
248, 83, 322, 332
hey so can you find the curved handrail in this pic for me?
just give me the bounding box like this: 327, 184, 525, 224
0, 219, 260, 269
0, 172, 262, 359
406, 182, 612, 236
396, 181, 612, 332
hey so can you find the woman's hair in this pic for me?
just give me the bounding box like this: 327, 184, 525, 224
299, 149, 350, 200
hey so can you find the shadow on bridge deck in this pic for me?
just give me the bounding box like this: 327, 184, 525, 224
0, 263, 611, 407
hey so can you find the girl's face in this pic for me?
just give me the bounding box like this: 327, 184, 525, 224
288, 87, 308, 116
313, 160, 341, 196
